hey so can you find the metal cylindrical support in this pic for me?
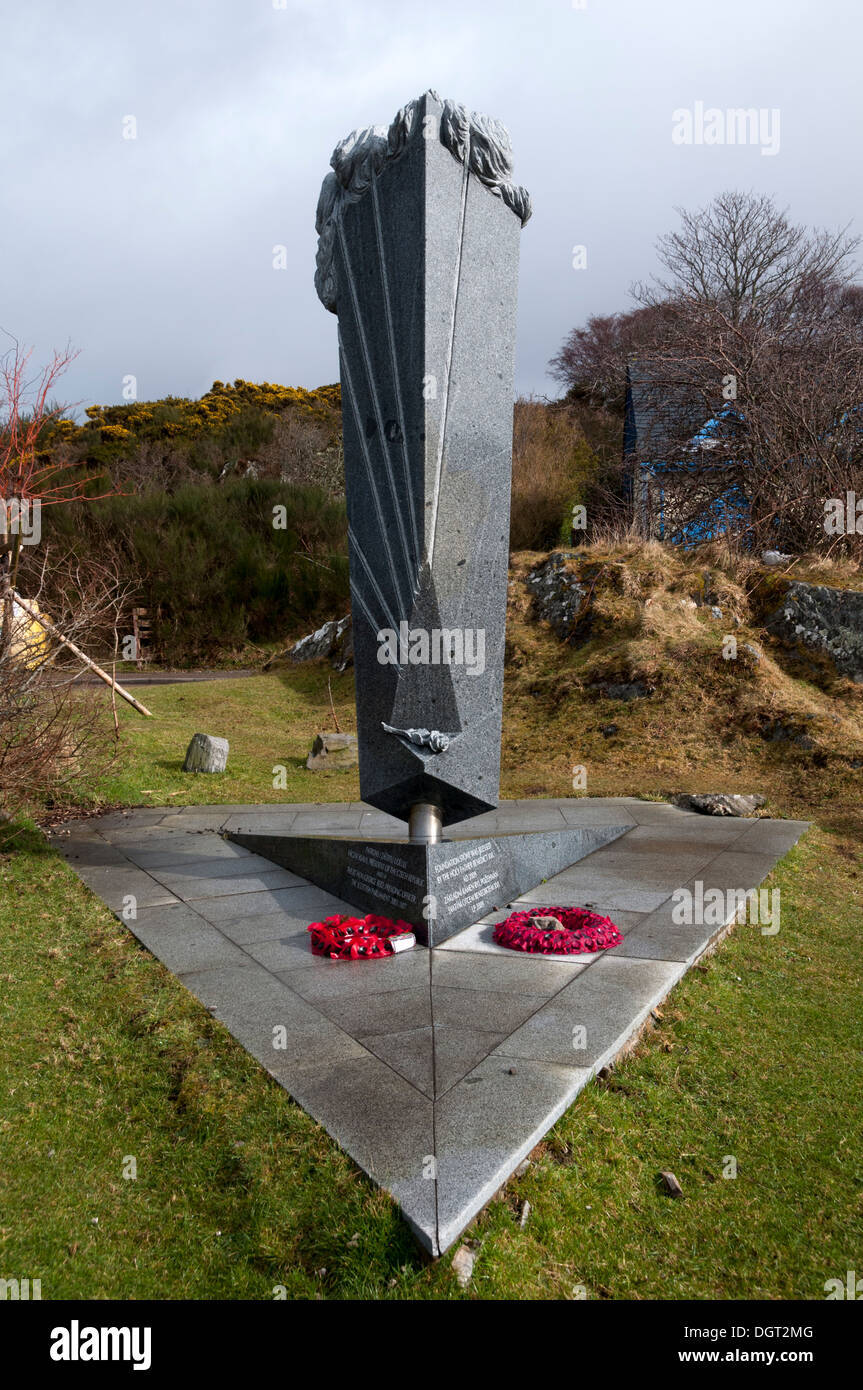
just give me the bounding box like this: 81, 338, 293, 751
408, 801, 443, 845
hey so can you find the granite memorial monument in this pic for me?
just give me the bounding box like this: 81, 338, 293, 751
229, 90, 625, 943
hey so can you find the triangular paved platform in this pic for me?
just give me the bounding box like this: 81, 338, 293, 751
51, 798, 808, 1255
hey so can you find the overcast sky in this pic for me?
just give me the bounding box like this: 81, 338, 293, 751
2, 0, 861, 416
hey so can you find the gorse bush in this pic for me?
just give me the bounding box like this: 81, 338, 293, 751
39, 380, 344, 493
26, 480, 349, 664
12, 378, 601, 662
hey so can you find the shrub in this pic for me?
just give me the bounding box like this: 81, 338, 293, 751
25, 480, 349, 665
510, 398, 597, 550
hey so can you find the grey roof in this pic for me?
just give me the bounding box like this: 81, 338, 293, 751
624, 359, 725, 462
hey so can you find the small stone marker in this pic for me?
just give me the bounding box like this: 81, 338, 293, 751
452, 1245, 475, 1288
306, 732, 358, 771
660, 1170, 684, 1199
182, 733, 229, 773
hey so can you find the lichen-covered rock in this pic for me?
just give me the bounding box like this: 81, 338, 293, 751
183, 733, 229, 773
525, 552, 589, 644
306, 732, 358, 770
265, 615, 353, 672
765, 582, 863, 683
759, 718, 816, 749
592, 680, 653, 701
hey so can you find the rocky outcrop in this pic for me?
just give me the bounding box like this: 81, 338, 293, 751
525, 553, 590, 644
765, 582, 863, 683
673, 793, 766, 817
591, 680, 653, 701
265, 615, 353, 672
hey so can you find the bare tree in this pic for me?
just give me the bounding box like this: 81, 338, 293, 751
548, 304, 676, 409
0, 552, 135, 829
0, 334, 118, 654
634, 189, 860, 328
633, 196, 863, 551
551, 192, 863, 552
0, 337, 133, 831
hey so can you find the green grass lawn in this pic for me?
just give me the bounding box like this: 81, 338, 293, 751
1, 670, 861, 1299
92, 670, 361, 810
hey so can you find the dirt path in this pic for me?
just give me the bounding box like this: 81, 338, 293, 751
68, 669, 259, 686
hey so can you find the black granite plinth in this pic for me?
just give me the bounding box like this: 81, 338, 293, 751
225, 824, 627, 946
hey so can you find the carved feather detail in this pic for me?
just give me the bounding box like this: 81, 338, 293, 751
315, 90, 531, 312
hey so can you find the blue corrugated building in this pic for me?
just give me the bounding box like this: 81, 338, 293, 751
624, 359, 749, 545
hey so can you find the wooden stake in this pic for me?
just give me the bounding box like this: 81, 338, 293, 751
327, 676, 341, 733
10, 588, 153, 718
110, 660, 120, 738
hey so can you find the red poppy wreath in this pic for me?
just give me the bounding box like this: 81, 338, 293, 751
492, 906, 622, 955
307, 913, 415, 961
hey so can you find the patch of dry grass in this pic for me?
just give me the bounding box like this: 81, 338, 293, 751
503, 543, 863, 826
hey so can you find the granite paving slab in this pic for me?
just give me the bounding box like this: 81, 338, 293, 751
274, 1055, 437, 1248
430, 1025, 513, 1096
361, 1023, 513, 1098
428, 950, 589, 994
217, 812, 300, 833
87, 823, 228, 846
616, 818, 750, 846
360, 1025, 436, 1095
277, 950, 431, 1000
121, 841, 259, 870
489, 955, 684, 1069
607, 912, 732, 964
243, 935, 341, 974
434, 1053, 592, 1254
71, 864, 180, 913
146, 865, 305, 899
313, 984, 434, 1037
191, 885, 350, 926
732, 819, 811, 856
211, 906, 347, 946
177, 963, 371, 1073
51, 798, 808, 1256
127, 903, 250, 975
